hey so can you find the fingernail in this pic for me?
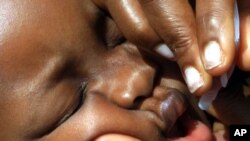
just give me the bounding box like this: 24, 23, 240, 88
184, 67, 204, 93
199, 78, 222, 110
155, 44, 175, 59
198, 90, 218, 110
220, 74, 228, 87
204, 41, 222, 70
234, 0, 240, 47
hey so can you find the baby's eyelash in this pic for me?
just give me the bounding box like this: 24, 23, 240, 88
80, 81, 87, 90
42, 81, 88, 137
79, 81, 88, 103
106, 37, 126, 49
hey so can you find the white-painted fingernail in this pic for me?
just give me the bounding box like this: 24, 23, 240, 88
199, 78, 222, 110
155, 44, 175, 59
198, 97, 210, 110
198, 90, 218, 110
220, 74, 228, 88
184, 67, 204, 93
204, 41, 222, 70
234, 0, 240, 47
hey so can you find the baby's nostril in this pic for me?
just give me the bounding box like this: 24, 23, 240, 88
132, 96, 147, 109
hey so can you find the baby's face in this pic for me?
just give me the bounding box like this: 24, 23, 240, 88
1, 0, 249, 141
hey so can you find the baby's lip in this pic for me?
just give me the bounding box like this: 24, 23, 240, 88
139, 88, 188, 135
90, 88, 189, 141
90, 87, 212, 141
160, 89, 188, 134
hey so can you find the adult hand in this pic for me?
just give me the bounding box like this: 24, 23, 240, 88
92, 0, 236, 96
237, 0, 250, 71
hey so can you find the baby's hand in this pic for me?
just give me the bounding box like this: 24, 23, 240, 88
93, 0, 238, 96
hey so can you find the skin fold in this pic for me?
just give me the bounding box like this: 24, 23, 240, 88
0, 0, 250, 141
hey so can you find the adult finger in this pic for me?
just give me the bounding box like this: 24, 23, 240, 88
196, 0, 235, 77
237, 0, 250, 71
93, 0, 212, 95
139, 0, 212, 95
93, 0, 160, 49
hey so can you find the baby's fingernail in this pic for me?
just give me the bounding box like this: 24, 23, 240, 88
220, 74, 228, 87
184, 67, 204, 93
204, 41, 222, 70
155, 44, 175, 59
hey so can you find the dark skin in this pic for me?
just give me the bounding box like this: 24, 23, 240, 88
1, 0, 250, 141
0, 0, 212, 140
91, 1, 250, 138
93, 0, 250, 96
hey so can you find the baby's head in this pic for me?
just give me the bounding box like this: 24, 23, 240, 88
0, 1, 249, 141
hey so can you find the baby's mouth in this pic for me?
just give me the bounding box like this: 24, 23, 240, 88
141, 88, 213, 141
161, 89, 213, 141
94, 88, 213, 141
160, 88, 188, 135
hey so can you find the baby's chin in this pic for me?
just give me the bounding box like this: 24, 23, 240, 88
94, 116, 213, 141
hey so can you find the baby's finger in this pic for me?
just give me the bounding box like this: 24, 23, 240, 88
93, 0, 160, 48
139, 0, 212, 95
237, 0, 250, 71
196, 0, 235, 76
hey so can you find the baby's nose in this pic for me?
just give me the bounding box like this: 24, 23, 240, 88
109, 66, 155, 109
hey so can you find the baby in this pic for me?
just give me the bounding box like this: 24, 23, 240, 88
0, 0, 250, 141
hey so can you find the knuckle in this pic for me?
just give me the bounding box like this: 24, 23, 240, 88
163, 15, 195, 49
174, 35, 193, 50
167, 27, 194, 58
169, 24, 194, 51
172, 36, 193, 56
197, 8, 227, 29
